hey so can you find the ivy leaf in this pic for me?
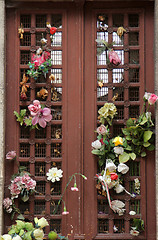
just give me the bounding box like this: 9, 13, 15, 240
143, 131, 153, 142
140, 116, 148, 125
147, 144, 155, 151
119, 152, 130, 163
122, 128, 130, 135
141, 151, 146, 157
129, 152, 136, 160
125, 145, 132, 151
126, 118, 135, 127
143, 142, 151, 148
98, 159, 105, 167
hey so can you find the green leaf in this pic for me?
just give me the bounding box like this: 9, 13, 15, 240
21, 194, 29, 202
24, 118, 32, 126
25, 222, 34, 231
98, 159, 105, 167
108, 153, 115, 159
17, 215, 25, 221
97, 47, 106, 56
147, 144, 155, 151
143, 131, 153, 142
143, 142, 150, 147
140, 116, 147, 125
122, 128, 130, 135
141, 151, 146, 157
125, 145, 132, 151
8, 229, 16, 235
119, 152, 130, 163
126, 118, 135, 127
126, 136, 132, 141
23, 231, 32, 240
129, 152, 136, 160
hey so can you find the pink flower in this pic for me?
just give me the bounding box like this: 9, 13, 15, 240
3, 198, 12, 209
71, 187, 79, 191
108, 50, 121, 65
25, 179, 36, 190
62, 211, 69, 215
6, 151, 16, 160
43, 51, 50, 61
97, 125, 108, 135
9, 183, 21, 197
28, 100, 41, 116
21, 174, 31, 185
13, 176, 22, 183
148, 93, 158, 105
32, 107, 52, 128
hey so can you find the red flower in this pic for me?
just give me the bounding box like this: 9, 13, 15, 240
100, 138, 105, 145
50, 27, 57, 35
110, 172, 118, 181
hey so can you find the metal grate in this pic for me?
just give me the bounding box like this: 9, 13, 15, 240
34, 200, 45, 214
113, 219, 125, 233
51, 87, 62, 102
35, 143, 46, 157
19, 201, 30, 214
98, 199, 109, 214
50, 219, 61, 233
20, 15, 31, 28
129, 106, 139, 118
51, 181, 62, 195
51, 51, 62, 65
50, 200, 61, 214
36, 32, 47, 46
129, 50, 139, 64
35, 181, 46, 195
35, 162, 46, 176
113, 32, 124, 46
97, 31, 108, 43
36, 15, 47, 28
20, 33, 31, 46
98, 219, 109, 233
51, 32, 62, 46
129, 87, 139, 101
129, 200, 141, 214
112, 14, 124, 27
129, 68, 139, 82
20, 51, 30, 64
51, 14, 62, 28
129, 161, 140, 176
112, 69, 124, 83
20, 143, 30, 157
129, 14, 139, 27
129, 32, 139, 46
35, 128, 47, 139
51, 125, 62, 139
20, 126, 30, 139
97, 69, 108, 84
113, 124, 124, 136
113, 87, 124, 101
115, 106, 124, 119
51, 69, 62, 83
51, 143, 62, 158
97, 51, 107, 65
19, 162, 30, 172
97, 87, 108, 101
52, 106, 62, 120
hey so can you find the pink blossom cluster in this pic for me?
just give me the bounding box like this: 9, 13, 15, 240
32, 51, 50, 69
9, 174, 36, 199
28, 100, 52, 128
3, 197, 12, 213
144, 92, 158, 105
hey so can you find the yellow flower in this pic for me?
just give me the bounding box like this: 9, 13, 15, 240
117, 27, 126, 38
34, 217, 49, 228
33, 229, 44, 240
113, 137, 123, 146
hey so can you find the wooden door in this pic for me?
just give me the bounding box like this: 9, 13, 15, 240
5, 1, 155, 240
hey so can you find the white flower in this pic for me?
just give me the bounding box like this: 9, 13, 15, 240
113, 225, 118, 232
118, 163, 129, 174
146, 111, 152, 120
111, 200, 125, 216
129, 210, 136, 216
34, 217, 49, 228
130, 227, 139, 236
115, 184, 124, 193
1, 235, 12, 240
113, 146, 124, 155
91, 140, 101, 149
144, 92, 151, 100
106, 159, 116, 172
36, 48, 42, 55
41, 38, 47, 45
33, 229, 44, 240
46, 167, 63, 183
12, 235, 22, 240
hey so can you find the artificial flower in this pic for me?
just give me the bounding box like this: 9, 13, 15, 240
113, 136, 123, 146
113, 225, 118, 232
98, 103, 117, 122
115, 184, 124, 193
130, 227, 139, 236
50, 27, 57, 35
129, 210, 136, 216
110, 172, 118, 181
143, 92, 151, 101
62, 206, 69, 215
117, 26, 126, 38
108, 50, 121, 66
96, 124, 108, 135
111, 200, 126, 216
48, 231, 58, 240
28, 100, 41, 116
105, 159, 117, 172
100, 138, 106, 145
146, 111, 152, 121
134, 178, 140, 194
34, 217, 49, 229
46, 167, 63, 183
81, 174, 87, 180
117, 163, 129, 174
1, 235, 12, 240
31, 107, 52, 128
41, 38, 47, 45
3, 198, 12, 210
33, 229, 44, 240
113, 146, 124, 155
148, 93, 158, 105
6, 151, 16, 160
12, 235, 22, 240
71, 183, 79, 191
36, 48, 43, 55
91, 140, 102, 149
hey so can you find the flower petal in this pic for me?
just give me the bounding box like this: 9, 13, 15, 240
32, 116, 39, 125
42, 108, 51, 116
43, 114, 52, 122
39, 117, 47, 128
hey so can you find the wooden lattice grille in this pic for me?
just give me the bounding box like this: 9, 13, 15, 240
18, 12, 64, 234
96, 10, 146, 238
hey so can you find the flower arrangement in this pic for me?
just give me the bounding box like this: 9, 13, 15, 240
92, 92, 158, 236
3, 159, 36, 220
0, 217, 67, 240
14, 100, 52, 129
